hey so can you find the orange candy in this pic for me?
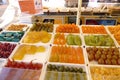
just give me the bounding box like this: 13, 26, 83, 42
82, 25, 107, 34
108, 25, 120, 34
50, 46, 84, 64
56, 24, 80, 33
53, 33, 66, 45
108, 25, 120, 45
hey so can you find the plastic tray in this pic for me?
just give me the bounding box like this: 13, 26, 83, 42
88, 65, 120, 80
0, 42, 18, 59
109, 34, 120, 47
81, 25, 108, 34
9, 43, 50, 63
85, 46, 120, 66
105, 26, 120, 47
20, 31, 54, 45
0, 31, 25, 43
52, 33, 85, 47
0, 66, 42, 80
4, 23, 30, 32
105, 25, 120, 34
83, 34, 116, 47
28, 23, 54, 33
54, 24, 81, 34
42, 63, 90, 80
48, 45, 87, 65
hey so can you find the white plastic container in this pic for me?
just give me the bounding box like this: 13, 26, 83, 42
9, 43, 51, 63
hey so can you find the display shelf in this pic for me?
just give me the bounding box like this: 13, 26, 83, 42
0, 23, 120, 80
0, 0, 120, 79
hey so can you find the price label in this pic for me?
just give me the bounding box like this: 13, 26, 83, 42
18, 0, 43, 14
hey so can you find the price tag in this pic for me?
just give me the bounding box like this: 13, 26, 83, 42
18, 0, 43, 14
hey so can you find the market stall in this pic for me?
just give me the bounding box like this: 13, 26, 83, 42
0, 0, 120, 80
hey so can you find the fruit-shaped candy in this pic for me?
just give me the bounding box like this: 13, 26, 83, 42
25, 45, 37, 54
53, 33, 66, 45
74, 35, 81, 45
66, 34, 82, 45
37, 46, 46, 52
66, 34, 74, 45
22, 31, 51, 43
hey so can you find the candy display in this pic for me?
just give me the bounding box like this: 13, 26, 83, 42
5, 24, 28, 31
86, 47, 120, 65
114, 34, 120, 45
56, 24, 80, 33
30, 22, 53, 32
12, 44, 46, 60
47, 64, 85, 73
108, 25, 120, 34
66, 34, 82, 46
90, 66, 120, 80
22, 31, 51, 43
82, 25, 107, 34
49, 46, 84, 64
108, 25, 120, 45
5, 59, 43, 70
0, 43, 16, 58
84, 35, 115, 46
53, 33, 82, 46
44, 64, 87, 80
53, 33, 66, 45
0, 67, 41, 80
0, 23, 120, 80
0, 31, 24, 42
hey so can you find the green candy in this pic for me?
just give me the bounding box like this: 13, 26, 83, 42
12, 39, 20, 42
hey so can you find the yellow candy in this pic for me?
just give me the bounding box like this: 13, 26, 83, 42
12, 45, 27, 60
22, 31, 51, 43
37, 46, 46, 52
12, 52, 24, 60
26, 45, 37, 54
41, 34, 51, 43
12, 44, 47, 60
